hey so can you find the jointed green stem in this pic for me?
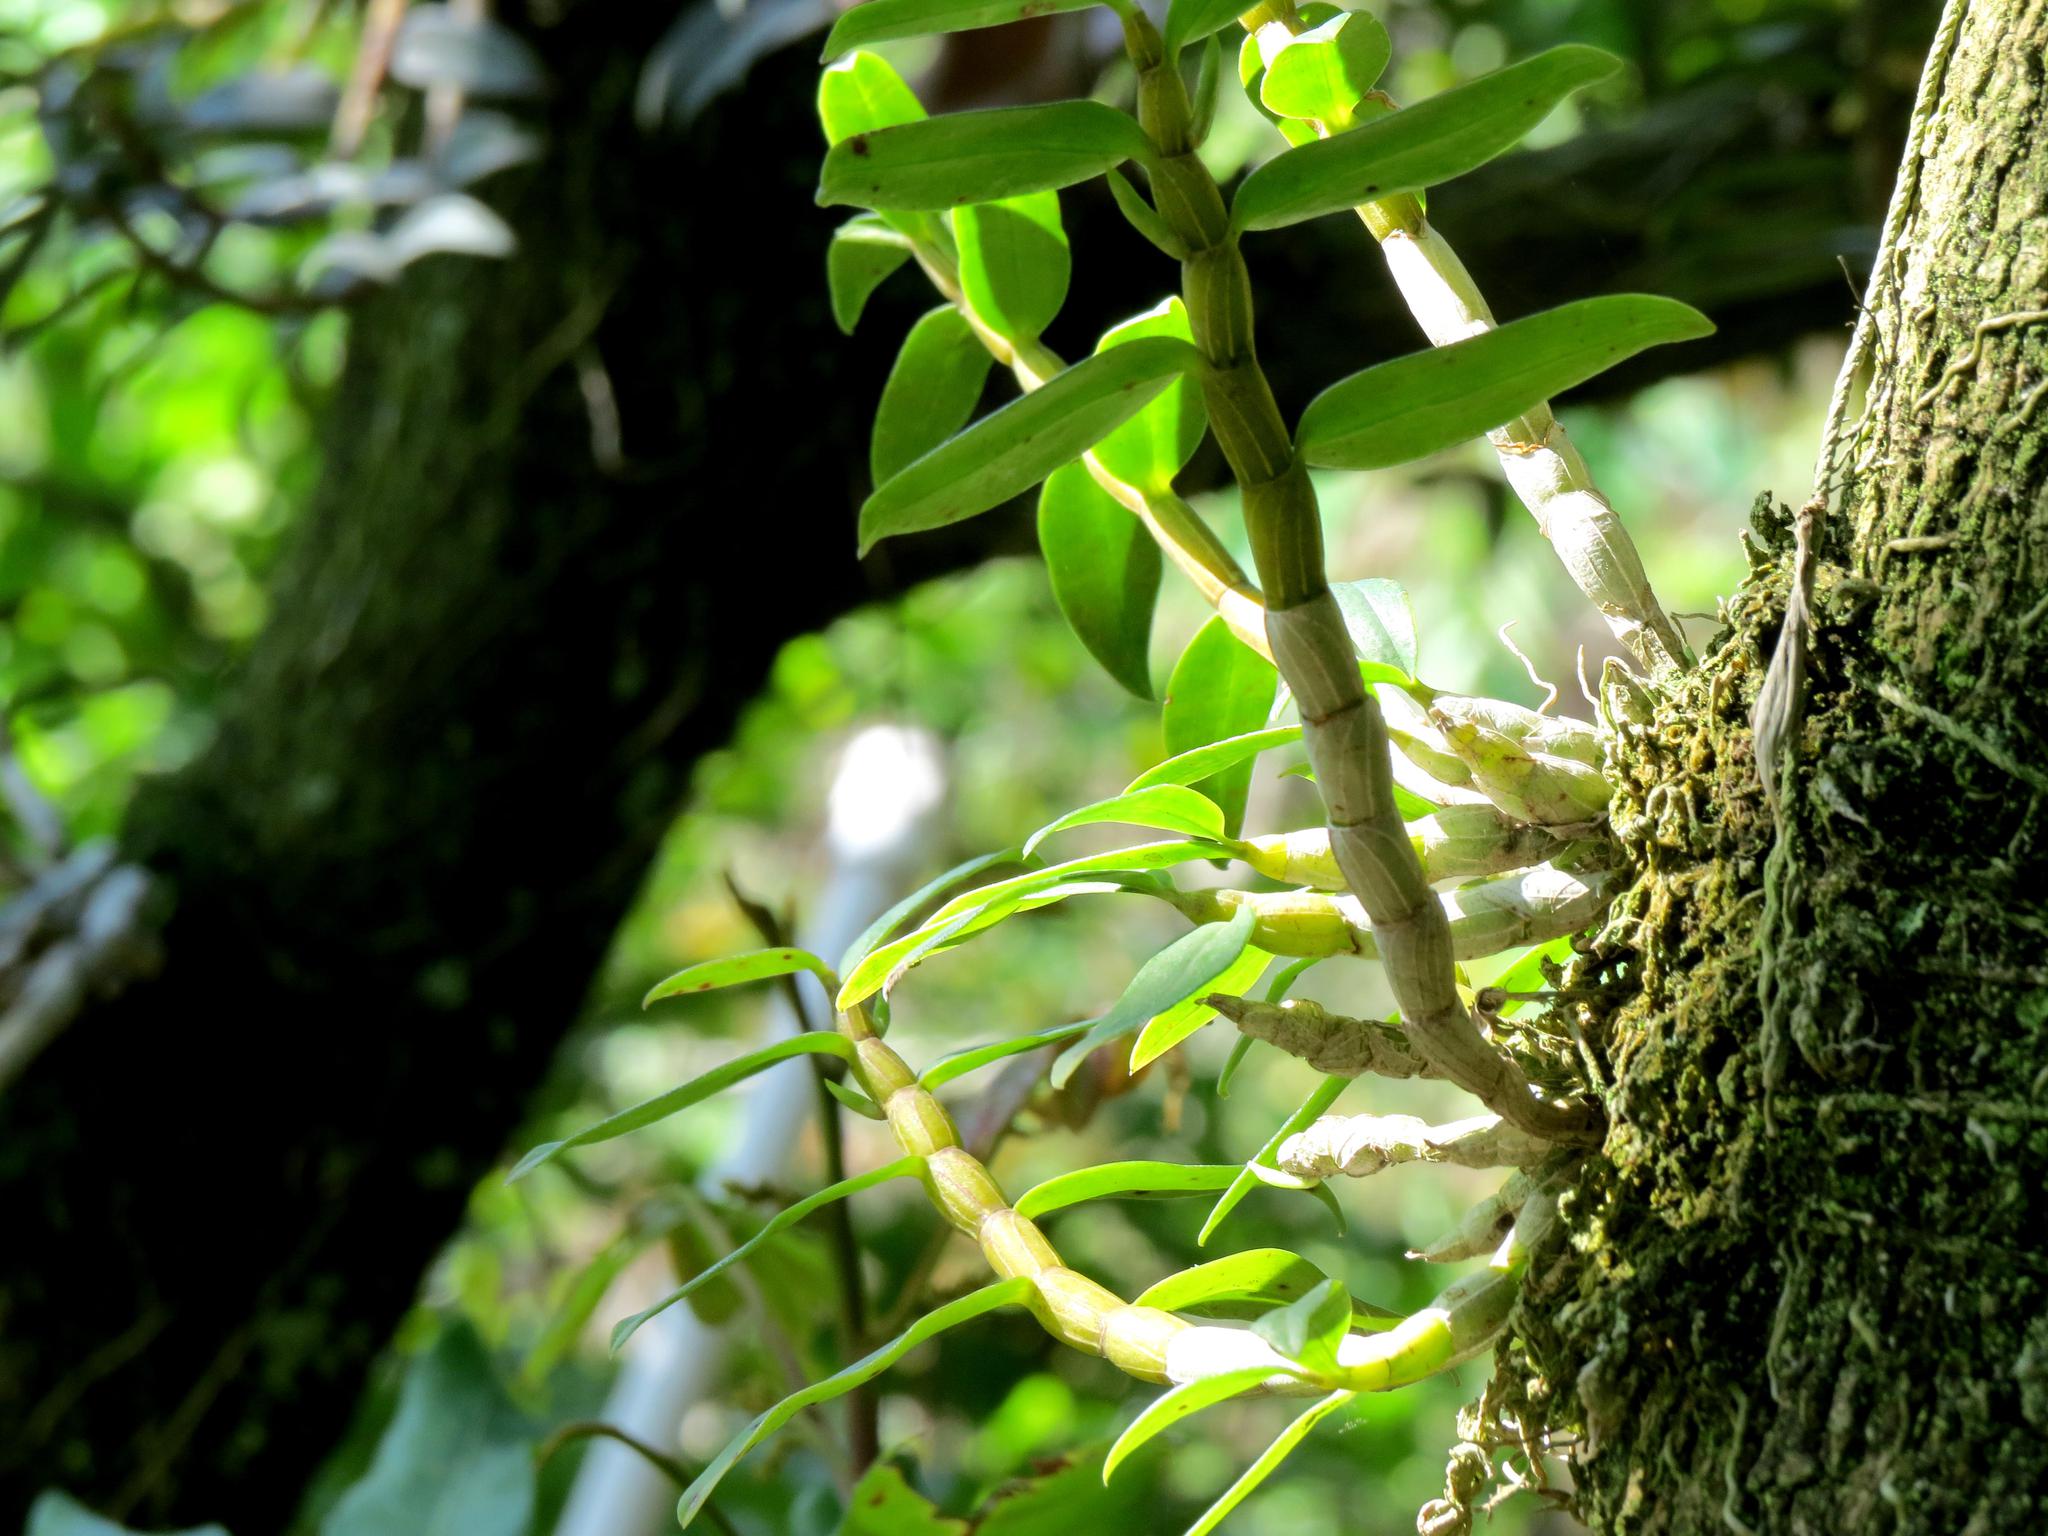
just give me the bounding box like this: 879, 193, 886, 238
1121, 10, 1599, 1146
904, 238, 1272, 657
834, 999, 1522, 1391
1243, 0, 1690, 676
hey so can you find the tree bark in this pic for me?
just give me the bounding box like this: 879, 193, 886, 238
1514, 4, 2048, 1530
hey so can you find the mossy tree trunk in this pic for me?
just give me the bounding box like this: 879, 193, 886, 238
1521, 4, 2048, 1530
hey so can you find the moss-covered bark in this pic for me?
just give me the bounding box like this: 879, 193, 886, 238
1510, 4, 2048, 1530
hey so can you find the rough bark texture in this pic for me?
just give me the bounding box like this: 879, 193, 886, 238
1510, 5, 2048, 1531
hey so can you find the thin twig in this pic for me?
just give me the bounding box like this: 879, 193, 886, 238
725, 873, 876, 1474
537, 1422, 741, 1536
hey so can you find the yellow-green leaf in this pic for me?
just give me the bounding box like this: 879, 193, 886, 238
1232, 45, 1621, 232
1297, 294, 1714, 469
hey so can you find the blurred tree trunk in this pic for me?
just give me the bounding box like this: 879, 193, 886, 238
0, 0, 1946, 1531
1522, 4, 2048, 1530
0, 17, 1014, 1531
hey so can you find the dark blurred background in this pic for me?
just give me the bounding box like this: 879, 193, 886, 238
0, 1, 1934, 1533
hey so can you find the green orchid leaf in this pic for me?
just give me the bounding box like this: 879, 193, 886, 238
1124, 725, 1304, 793
860, 337, 1199, 552
1164, 0, 1247, 51
1051, 903, 1257, 1087
919, 1018, 1093, 1090
1250, 1276, 1351, 1373
1232, 45, 1622, 231
956, 190, 1070, 344
610, 1157, 926, 1353
824, 1076, 888, 1119
842, 1463, 969, 1536
1090, 297, 1207, 494
820, 100, 1154, 212
1103, 1367, 1278, 1484
840, 847, 1026, 976
818, 50, 927, 143
1137, 1247, 1327, 1318
1329, 578, 1417, 679
1163, 615, 1279, 836
1198, 1073, 1348, 1244
643, 947, 836, 1008
1298, 294, 1715, 469
509, 1033, 858, 1181
872, 306, 995, 484
1014, 1160, 1242, 1219
824, 0, 1104, 61
1259, 11, 1390, 123
1023, 784, 1226, 858
1129, 942, 1271, 1070
1105, 166, 1188, 259
1181, 1391, 1356, 1536
828, 215, 912, 334
677, 1278, 1036, 1528
837, 840, 1232, 1008
1038, 461, 1161, 698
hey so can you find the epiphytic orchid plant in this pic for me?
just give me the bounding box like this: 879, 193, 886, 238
516, 3, 1712, 1529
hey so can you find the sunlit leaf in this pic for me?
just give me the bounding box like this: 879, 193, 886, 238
1089, 298, 1206, 494
1129, 943, 1270, 1069
956, 191, 1070, 344
611, 1157, 926, 1352
1485, 935, 1574, 1015
677, 1278, 1036, 1528
1038, 462, 1160, 698
1014, 1160, 1241, 1218
1164, 0, 1246, 51
838, 841, 1231, 1008
1103, 1367, 1277, 1484
841, 847, 1025, 975
1051, 903, 1257, 1087
825, 0, 1104, 60
509, 1034, 858, 1180
860, 337, 1199, 552
1182, 1391, 1355, 1536
819, 101, 1154, 212
829, 215, 913, 334
643, 947, 836, 1008
1163, 616, 1279, 836
872, 307, 995, 484
825, 1076, 888, 1119
1258, 11, 1390, 123
1198, 1073, 1348, 1244
818, 50, 927, 144
1231, 46, 1622, 231
919, 1019, 1093, 1089
1124, 725, 1303, 793
1024, 784, 1226, 858
1105, 167, 1187, 259
1250, 1277, 1351, 1373
1298, 294, 1715, 468
1330, 578, 1417, 681
1137, 1247, 1328, 1318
